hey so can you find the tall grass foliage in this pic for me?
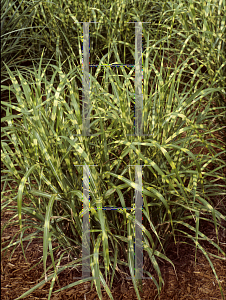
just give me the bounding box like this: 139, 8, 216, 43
1, 0, 226, 299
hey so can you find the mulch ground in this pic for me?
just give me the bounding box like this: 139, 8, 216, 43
1, 181, 226, 300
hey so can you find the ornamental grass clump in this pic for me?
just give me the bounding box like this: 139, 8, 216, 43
1, 0, 226, 299
2, 50, 226, 299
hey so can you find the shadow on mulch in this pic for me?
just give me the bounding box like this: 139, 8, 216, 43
1, 182, 226, 300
